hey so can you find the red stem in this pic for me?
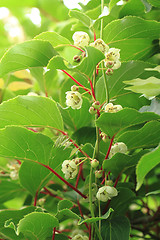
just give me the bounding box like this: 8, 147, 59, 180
39, 163, 87, 199
88, 77, 96, 100
34, 190, 38, 206
101, 171, 111, 185
43, 187, 63, 200
94, 31, 96, 41
55, 230, 72, 239
52, 227, 56, 240
16, 159, 21, 165
124, 175, 128, 183
114, 174, 121, 188
70, 44, 85, 52
105, 135, 115, 160
77, 199, 89, 230
61, 70, 91, 95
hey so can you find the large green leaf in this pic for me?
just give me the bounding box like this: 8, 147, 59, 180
47, 46, 105, 77
96, 108, 160, 138
0, 180, 24, 204
118, 121, 160, 150
0, 40, 57, 77
0, 96, 63, 130
147, 0, 160, 7
17, 212, 59, 240
124, 76, 160, 99
35, 32, 71, 48
119, 0, 145, 18
103, 16, 160, 61
102, 150, 148, 177
101, 216, 130, 240
136, 146, 160, 190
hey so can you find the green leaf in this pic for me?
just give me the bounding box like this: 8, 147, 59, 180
78, 208, 113, 225
17, 212, 59, 240
119, 0, 145, 18
58, 98, 93, 131
47, 46, 105, 77
72, 127, 96, 146
0, 40, 57, 77
101, 216, 130, 240
146, 190, 160, 196
103, 16, 160, 61
109, 0, 120, 11
124, 76, 160, 99
102, 150, 148, 177
0, 96, 63, 130
56, 209, 80, 221
69, 10, 93, 27
35, 31, 71, 48
106, 61, 154, 109
0, 180, 24, 204
118, 121, 160, 150
109, 188, 135, 216
95, 75, 107, 103
136, 146, 160, 190
147, 0, 160, 8
145, 65, 160, 72
58, 200, 73, 210
96, 108, 160, 138
0, 126, 53, 164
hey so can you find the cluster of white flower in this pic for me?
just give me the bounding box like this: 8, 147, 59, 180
72, 234, 88, 240
7, 161, 20, 180
96, 186, 118, 202
61, 159, 79, 179
66, 85, 82, 109
72, 31, 121, 72
104, 103, 123, 113
109, 142, 128, 158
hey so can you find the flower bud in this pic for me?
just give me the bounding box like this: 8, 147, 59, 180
61, 159, 78, 179
112, 60, 121, 70
91, 159, 99, 168
92, 101, 100, 109
72, 31, 90, 48
95, 170, 103, 178
73, 55, 81, 63
105, 180, 113, 186
109, 142, 128, 158
96, 186, 118, 202
89, 106, 96, 115
106, 61, 114, 68
106, 68, 113, 76
71, 85, 79, 91
66, 91, 82, 109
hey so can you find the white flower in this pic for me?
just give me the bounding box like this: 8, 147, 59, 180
62, 160, 78, 179
109, 142, 128, 158
72, 31, 90, 48
90, 39, 109, 53
7, 161, 20, 180
72, 234, 88, 240
105, 48, 121, 70
105, 48, 120, 62
104, 103, 123, 113
66, 91, 82, 109
96, 186, 118, 202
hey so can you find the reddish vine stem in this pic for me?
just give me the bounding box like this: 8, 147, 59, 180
105, 135, 115, 160
55, 230, 72, 239
52, 227, 56, 240
34, 190, 39, 206
124, 175, 128, 183
43, 187, 63, 200
61, 70, 91, 95
70, 44, 85, 52
101, 171, 110, 185
114, 173, 121, 188
39, 163, 87, 199
94, 31, 96, 41
75, 164, 83, 188
87, 77, 96, 100
77, 199, 89, 230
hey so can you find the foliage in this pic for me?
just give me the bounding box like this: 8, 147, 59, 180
0, 0, 160, 239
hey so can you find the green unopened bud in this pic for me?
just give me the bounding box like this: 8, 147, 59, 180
89, 106, 96, 115
105, 180, 113, 186
106, 61, 114, 68
106, 68, 113, 76
73, 55, 81, 63
92, 101, 100, 109
95, 170, 103, 178
71, 85, 79, 91
91, 159, 99, 168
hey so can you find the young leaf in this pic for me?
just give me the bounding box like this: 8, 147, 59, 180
0, 40, 58, 77
17, 212, 59, 240
57, 200, 73, 211
147, 0, 160, 8
136, 146, 160, 190
118, 121, 160, 150
35, 31, 71, 48
69, 10, 93, 27
101, 216, 131, 240
124, 76, 160, 99
0, 96, 64, 130
96, 108, 160, 138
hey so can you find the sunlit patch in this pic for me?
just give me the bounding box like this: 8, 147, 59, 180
0, 7, 9, 20
26, 8, 41, 27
